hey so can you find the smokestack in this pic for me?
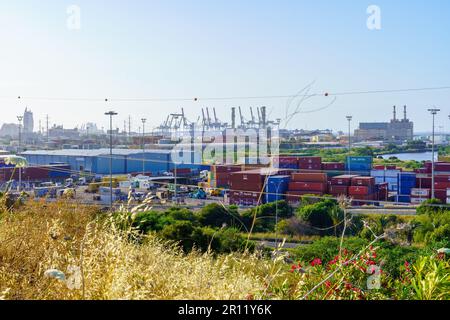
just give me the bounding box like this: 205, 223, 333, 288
404, 105, 407, 121
393, 105, 397, 121
231, 107, 236, 129
261, 106, 267, 128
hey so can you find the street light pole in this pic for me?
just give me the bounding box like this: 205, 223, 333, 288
346, 116, 352, 174
428, 108, 440, 200
141, 118, 147, 176
17, 115, 23, 192
105, 111, 118, 212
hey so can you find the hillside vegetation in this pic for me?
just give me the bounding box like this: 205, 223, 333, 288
0, 198, 449, 300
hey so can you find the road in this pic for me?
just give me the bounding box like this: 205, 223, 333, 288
348, 208, 417, 216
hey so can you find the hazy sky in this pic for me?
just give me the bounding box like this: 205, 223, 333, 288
1, 0, 449, 133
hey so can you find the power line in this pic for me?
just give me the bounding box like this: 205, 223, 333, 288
1, 85, 450, 103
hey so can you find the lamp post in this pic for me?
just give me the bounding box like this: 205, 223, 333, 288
17, 115, 23, 192
346, 116, 352, 174
141, 118, 147, 176
105, 111, 118, 212
428, 108, 440, 200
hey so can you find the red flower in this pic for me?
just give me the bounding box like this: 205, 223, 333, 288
325, 281, 332, 288
290, 263, 302, 273
311, 258, 322, 267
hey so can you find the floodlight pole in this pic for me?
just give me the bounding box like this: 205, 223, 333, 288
105, 110, 118, 211
428, 108, 440, 200
17, 115, 23, 192
346, 116, 352, 174
141, 118, 147, 176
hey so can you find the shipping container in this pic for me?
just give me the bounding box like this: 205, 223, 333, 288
286, 191, 323, 204
396, 195, 411, 203
411, 188, 430, 197
348, 186, 374, 196
289, 182, 328, 192
435, 175, 450, 183
346, 156, 373, 172
351, 177, 376, 187
265, 175, 290, 203
298, 163, 322, 170
330, 175, 359, 186
434, 190, 448, 203
411, 197, 428, 205
416, 177, 432, 189
298, 157, 322, 165
328, 185, 348, 196
291, 172, 327, 183
398, 172, 416, 196
434, 182, 450, 190
322, 162, 345, 171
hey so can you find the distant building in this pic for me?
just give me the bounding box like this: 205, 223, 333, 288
49, 125, 80, 139
23, 108, 34, 134
0, 123, 19, 137
355, 106, 414, 142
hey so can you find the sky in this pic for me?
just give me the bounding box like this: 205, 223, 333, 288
0, 0, 449, 133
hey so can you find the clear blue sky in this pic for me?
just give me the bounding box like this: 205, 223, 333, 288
1, 0, 449, 133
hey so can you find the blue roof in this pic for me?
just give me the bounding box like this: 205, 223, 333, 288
21, 149, 172, 157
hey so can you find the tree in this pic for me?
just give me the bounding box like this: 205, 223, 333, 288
296, 199, 337, 235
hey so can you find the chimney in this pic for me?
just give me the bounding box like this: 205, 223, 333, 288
404, 105, 407, 121
231, 107, 236, 129
393, 105, 397, 121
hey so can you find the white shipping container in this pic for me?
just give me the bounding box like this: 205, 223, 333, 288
370, 170, 385, 177
411, 197, 428, 205
411, 188, 431, 197
385, 170, 401, 178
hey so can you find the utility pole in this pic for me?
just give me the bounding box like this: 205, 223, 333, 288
141, 118, 147, 176
346, 116, 353, 174
17, 115, 23, 192
46, 115, 49, 143
105, 110, 118, 212
428, 108, 440, 200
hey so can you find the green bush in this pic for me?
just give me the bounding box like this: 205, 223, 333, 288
296, 199, 338, 235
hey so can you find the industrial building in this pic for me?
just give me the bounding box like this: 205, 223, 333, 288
355, 106, 414, 142
21, 149, 203, 175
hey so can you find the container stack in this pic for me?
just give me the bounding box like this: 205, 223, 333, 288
328, 175, 358, 198
348, 176, 377, 201
297, 157, 322, 171
209, 165, 242, 188
397, 172, 416, 203
273, 156, 299, 169
265, 175, 291, 203
410, 188, 430, 205
434, 175, 450, 203
286, 172, 328, 204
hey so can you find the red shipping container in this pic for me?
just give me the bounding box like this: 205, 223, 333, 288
275, 156, 298, 165
416, 177, 432, 189
435, 175, 450, 183
434, 182, 450, 189
386, 166, 397, 170
329, 185, 348, 196
434, 190, 447, 203
322, 162, 346, 171
298, 163, 322, 171
349, 186, 373, 196
331, 175, 359, 186
291, 172, 327, 183
298, 157, 322, 165
435, 163, 450, 172
373, 165, 386, 170
351, 177, 376, 187
289, 182, 328, 192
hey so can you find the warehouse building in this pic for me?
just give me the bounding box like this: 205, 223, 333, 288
355, 106, 414, 142
21, 149, 203, 175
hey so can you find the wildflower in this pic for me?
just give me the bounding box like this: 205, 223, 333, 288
325, 281, 332, 288
290, 263, 303, 273
404, 261, 411, 272
344, 282, 353, 290
311, 258, 322, 267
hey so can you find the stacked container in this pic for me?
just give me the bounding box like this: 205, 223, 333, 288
286, 172, 327, 204
297, 157, 322, 171
397, 172, 416, 202
265, 175, 291, 203
348, 176, 377, 201
384, 169, 401, 192
322, 162, 346, 171
410, 188, 430, 205
209, 165, 242, 188
273, 156, 299, 169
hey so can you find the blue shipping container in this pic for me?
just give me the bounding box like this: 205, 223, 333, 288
266, 175, 290, 203
398, 172, 416, 195
346, 156, 373, 173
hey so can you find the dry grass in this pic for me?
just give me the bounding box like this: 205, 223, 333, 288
0, 200, 277, 300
